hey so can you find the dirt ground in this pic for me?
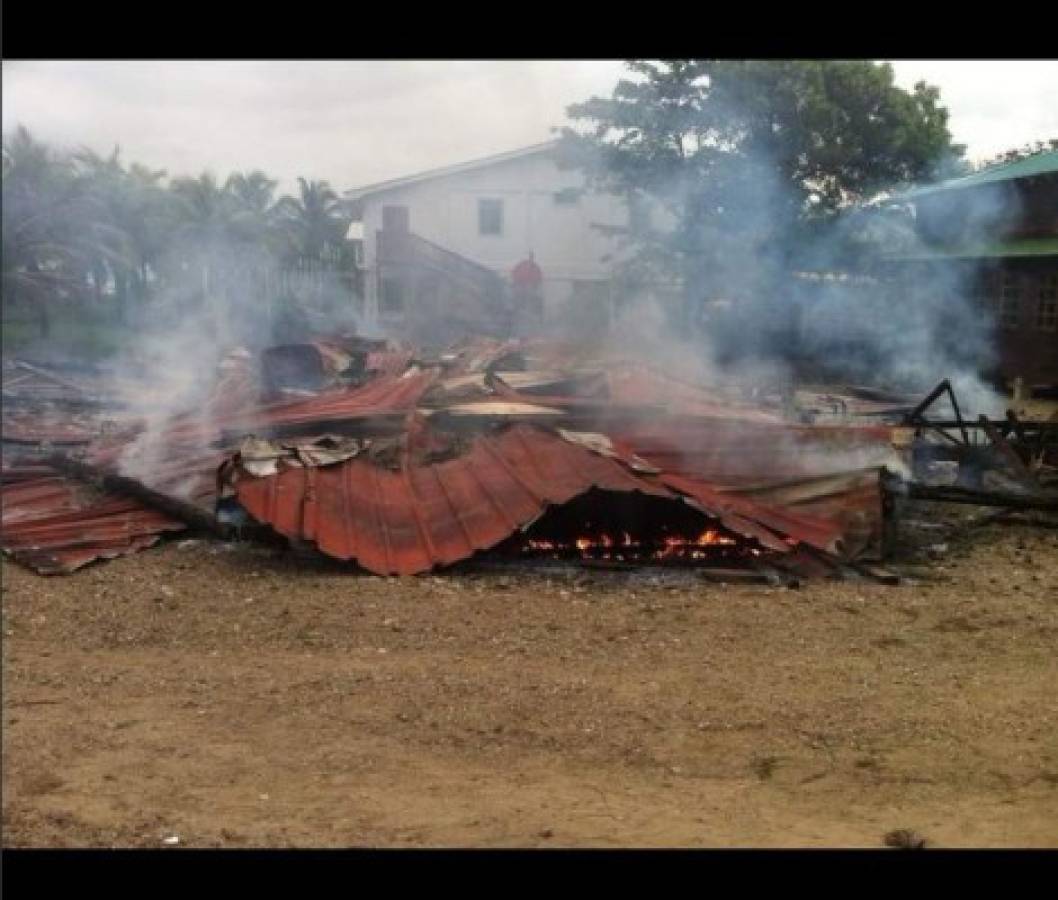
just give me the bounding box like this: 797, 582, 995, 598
3, 502, 1057, 848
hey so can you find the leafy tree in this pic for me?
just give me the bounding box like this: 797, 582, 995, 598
559, 60, 965, 323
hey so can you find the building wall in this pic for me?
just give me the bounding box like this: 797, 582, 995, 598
914, 174, 1058, 245
981, 259, 1058, 384
909, 172, 1058, 385
359, 151, 633, 325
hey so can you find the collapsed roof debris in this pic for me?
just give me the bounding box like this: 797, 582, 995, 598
226, 423, 862, 576
1, 466, 186, 574
3, 337, 1054, 578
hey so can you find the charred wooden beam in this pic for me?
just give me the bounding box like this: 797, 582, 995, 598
908, 420, 1058, 434
905, 378, 970, 445
44, 453, 231, 537
978, 414, 1038, 487
901, 481, 1058, 511
905, 378, 951, 425
948, 386, 970, 446
696, 567, 776, 584
1005, 409, 1028, 443
851, 563, 902, 585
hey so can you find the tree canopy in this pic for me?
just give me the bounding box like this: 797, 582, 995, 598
1, 126, 355, 335
558, 60, 965, 320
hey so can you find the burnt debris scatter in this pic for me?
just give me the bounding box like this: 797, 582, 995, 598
3, 337, 1056, 579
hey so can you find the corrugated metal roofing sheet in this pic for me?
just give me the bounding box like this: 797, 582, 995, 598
0, 470, 186, 574
235, 424, 672, 575
608, 418, 898, 487
223, 371, 438, 434
603, 367, 786, 422
1, 337, 902, 578
1, 420, 97, 445
366, 349, 416, 375
233, 424, 856, 575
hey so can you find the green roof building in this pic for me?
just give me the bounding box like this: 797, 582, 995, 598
883, 149, 1058, 384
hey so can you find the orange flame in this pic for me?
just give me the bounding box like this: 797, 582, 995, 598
526, 527, 739, 560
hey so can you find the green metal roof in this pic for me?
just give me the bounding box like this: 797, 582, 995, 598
904, 150, 1058, 199
882, 236, 1058, 262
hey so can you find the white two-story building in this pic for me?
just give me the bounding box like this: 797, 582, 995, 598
344, 140, 645, 339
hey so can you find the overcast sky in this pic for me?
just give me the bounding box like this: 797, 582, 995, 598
3, 60, 1057, 195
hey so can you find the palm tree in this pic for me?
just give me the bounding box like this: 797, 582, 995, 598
72, 146, 169, 322
224, 170, 278, 219
166, 170, 287, 312
2, 126, 105, 335
274, 177, 351, 267
125, 161, 176, 304
166, 172, 235, 297
224, 170, 284, 258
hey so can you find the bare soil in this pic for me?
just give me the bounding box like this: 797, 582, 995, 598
3, 505, 1058, 848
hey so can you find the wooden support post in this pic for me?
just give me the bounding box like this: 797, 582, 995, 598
945, 382, 970, 446
905, 379, 950, 425
978, 414, 1038, 489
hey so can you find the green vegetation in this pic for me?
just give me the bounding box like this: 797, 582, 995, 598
2, 126, 355, 357
558, 60, 965, 322
2, 303, 133, 361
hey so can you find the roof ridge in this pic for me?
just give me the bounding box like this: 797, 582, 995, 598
970, 147, 1058, 177
904, 148, 1058, 199
345, 139, 561, 200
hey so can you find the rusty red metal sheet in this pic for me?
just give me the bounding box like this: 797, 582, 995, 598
1, 469, 186, 574
1, 420, 97, 445
603, 366, 787, 422
94, 370, 436, 454
609, 418, 898, 487
233, 423, 861, 575
472, 366, 785, 424
607, 418, 894, 559
366, 349, 415, 375
2, 337, 902, 578
1, 360, 93, 403
657, 472, 844, 556
222, 371, 438, 434
236, 424, 674, 575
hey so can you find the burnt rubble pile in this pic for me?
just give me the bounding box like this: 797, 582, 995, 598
3, 336, 1056, 580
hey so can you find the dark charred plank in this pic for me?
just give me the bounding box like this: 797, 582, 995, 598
43, 453, 231, 538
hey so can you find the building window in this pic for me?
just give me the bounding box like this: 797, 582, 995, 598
1038, 273, 1058, 332
553, 188, 580, 206
999, 272, 1020, 329
380, 277, 406, 318
478, 198, 503, 236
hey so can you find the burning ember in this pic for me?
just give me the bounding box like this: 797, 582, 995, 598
498, 489, 771, 567
523, 526, 759, 563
